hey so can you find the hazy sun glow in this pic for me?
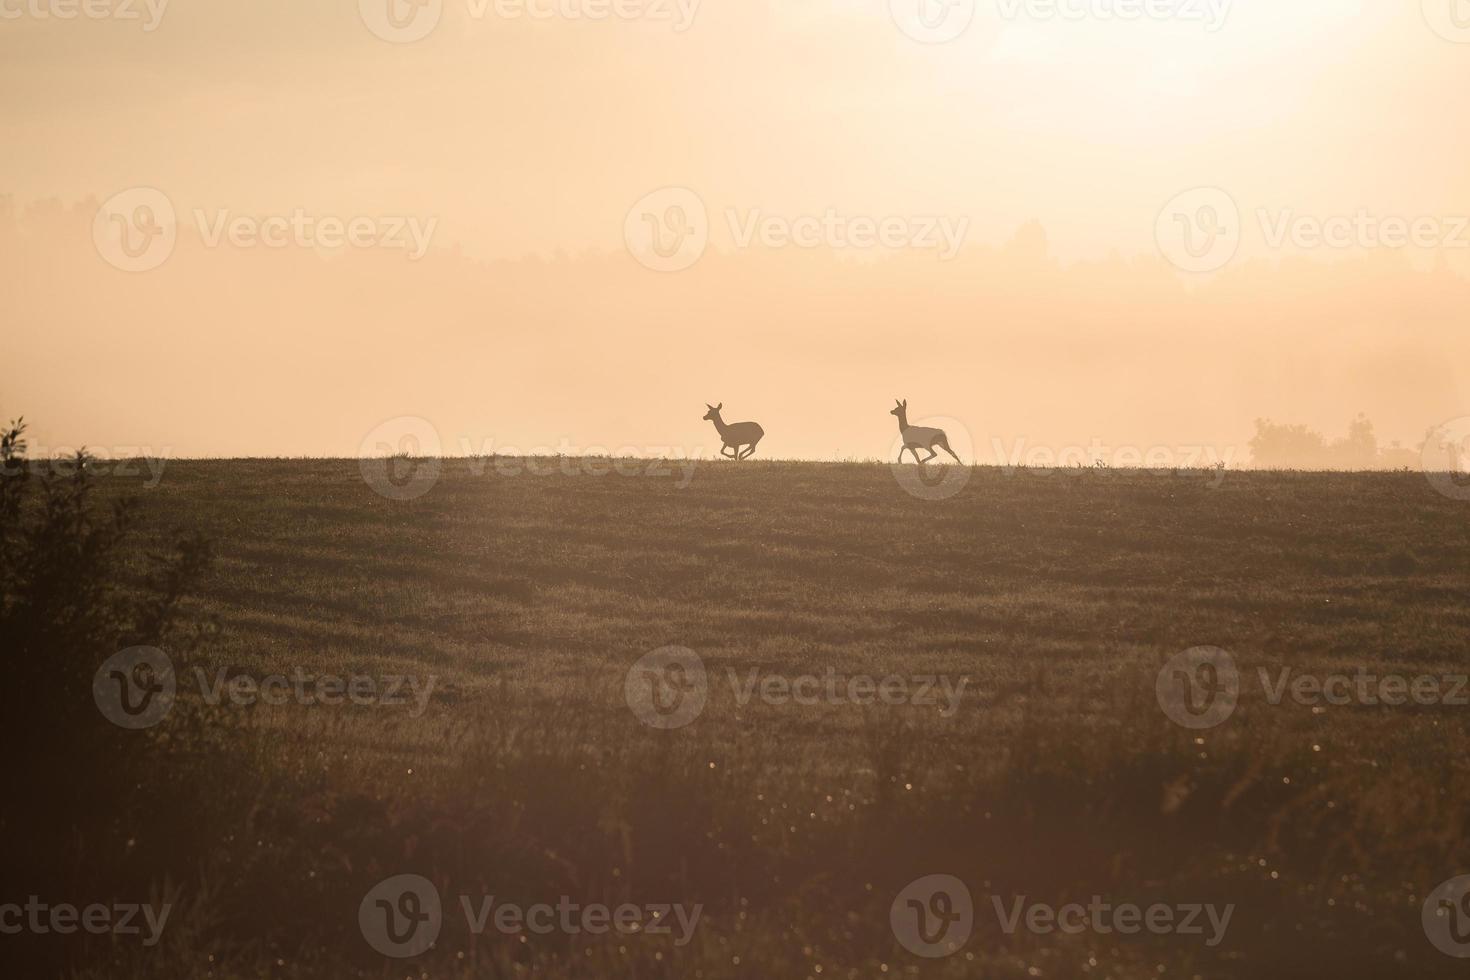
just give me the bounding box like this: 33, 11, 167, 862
3, 0, 1467, 460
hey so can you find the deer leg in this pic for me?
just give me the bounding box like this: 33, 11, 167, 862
919, 448, 938, 464
721, 445, 737, 459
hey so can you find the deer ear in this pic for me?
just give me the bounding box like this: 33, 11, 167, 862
716, 402, 722, 411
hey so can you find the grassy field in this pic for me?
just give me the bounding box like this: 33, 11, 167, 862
20, 456, 1470, 978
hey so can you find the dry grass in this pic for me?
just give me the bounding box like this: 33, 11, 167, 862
46, 458, 1470, 978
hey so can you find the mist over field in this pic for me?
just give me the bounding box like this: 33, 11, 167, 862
6, 2, 1470, 978
6, 199, 1467, 462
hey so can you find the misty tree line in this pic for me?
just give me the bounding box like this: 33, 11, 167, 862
1249, 414, 1421, 470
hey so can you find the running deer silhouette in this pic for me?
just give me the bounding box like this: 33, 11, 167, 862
703, 403, 764, 460
891, 399, 961, 464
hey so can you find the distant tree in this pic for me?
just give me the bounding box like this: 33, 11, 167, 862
1378, 439, 1418, 469
1327, 413, 1379, 468
1249, 414, 1385, 469
1249, 418, 1329, 468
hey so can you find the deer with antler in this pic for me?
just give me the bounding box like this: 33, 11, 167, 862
703, 403, 764, 460
891, 399, 961, 465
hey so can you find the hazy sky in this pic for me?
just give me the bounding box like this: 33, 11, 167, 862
4, 0, 1469, 460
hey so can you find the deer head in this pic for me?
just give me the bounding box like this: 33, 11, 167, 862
703, 402, 723, 422
890, 399, 907, 419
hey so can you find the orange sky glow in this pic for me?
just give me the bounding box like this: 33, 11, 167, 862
5, 0, 1469, 462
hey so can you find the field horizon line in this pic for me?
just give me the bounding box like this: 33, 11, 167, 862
30, 452, 1444, 475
